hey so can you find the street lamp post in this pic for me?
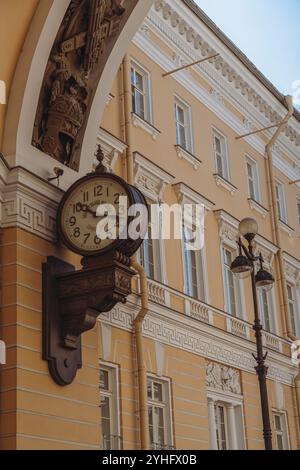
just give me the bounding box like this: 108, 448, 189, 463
231, 218, 274, 451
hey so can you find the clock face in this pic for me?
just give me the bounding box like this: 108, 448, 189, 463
59, 175, 127, 255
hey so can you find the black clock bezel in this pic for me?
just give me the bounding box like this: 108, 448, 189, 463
57, 172, 148, 257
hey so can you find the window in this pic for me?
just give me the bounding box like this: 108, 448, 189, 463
273, 412, 290, 450
223, 247, 238, 316
215, 404, 228, 450
175, 98, 193, 152
100, 366, 121, 450
246, 157, 260, 202
287, 284, 297, 337
258, 289, 273, 332
213, 130, 229, 180
275, 181, 288, 223
147, 377, 173, 450
208, 399, 245, 450
140, 205, 163, 282
141, 220, 155, 280
131, 62, 151, 122
183, 227, 205, 300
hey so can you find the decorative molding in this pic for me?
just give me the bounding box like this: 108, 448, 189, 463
100, 300, 297, 386
173, 182, 215, 211
206, 361, 242, 395
283, 254, 300, 285
133, 3, 300, 186
151, 0, 300, 151
248, 198, 269, 219
32, 0, 130, 169
134, 151, 174, 201
209, 87, 224, 105
96, 128, 127, 172
213, 174, 237, 196
174, 145, 201, 170
214, 210, 278, 265
131, 113, 161, 140
279, 220, 295, 238
1, 167, 62, 242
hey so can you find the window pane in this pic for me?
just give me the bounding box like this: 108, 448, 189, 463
153, 382, 163, 402
135, 71, 144, 92
100, 370, 109, 390
101, 396, 110, 419
261, 290, 271, 332
277, 434, 284, 450
216, 154, 224, 177
215, 405, 227, 450
134, 90, 145, 119
176, 105, 185, 124
215, 136, 221, 154
147, 380, 153, 400
274, 415, 282, 431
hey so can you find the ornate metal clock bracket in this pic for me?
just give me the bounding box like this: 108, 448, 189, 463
42, 252, 135, 386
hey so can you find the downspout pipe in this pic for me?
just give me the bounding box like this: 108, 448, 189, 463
265, 95, 295, 340
122, 54, 150, 450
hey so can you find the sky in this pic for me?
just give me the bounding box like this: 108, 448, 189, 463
194, 0, 300, 106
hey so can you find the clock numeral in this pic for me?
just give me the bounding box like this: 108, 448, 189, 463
83, 191, 89, 203
83, 233, 90, 244
74, 227, 81, 238
73, 203, 82, 213
69, 216, 76, 227
94, 185, 103, 197
94, 236, 101, 245
114, 193, 120, 205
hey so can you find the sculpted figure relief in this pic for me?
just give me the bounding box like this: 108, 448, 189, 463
206, 361, 241, 395
32, 0, 127, 169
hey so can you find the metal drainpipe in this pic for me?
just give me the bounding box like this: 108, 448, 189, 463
265, 95, 295, 340
121, 54, 150, 450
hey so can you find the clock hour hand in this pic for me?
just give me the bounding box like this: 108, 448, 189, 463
76, 202, 97, 218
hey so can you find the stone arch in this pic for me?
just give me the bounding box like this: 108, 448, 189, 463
3, 0, 153, 189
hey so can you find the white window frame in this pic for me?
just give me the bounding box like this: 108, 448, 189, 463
147, 375, 174, 450
182, 227, 207, 301
275, 179, 288, 224
131, 60, 152, 123
222, 245, 245, 319
273, 411, 290, 450
139, 200, 165, 283
213, 128, 230, 181
258, 288, 277, 334
286, 282, 300, 338
100, 363, 121, 450
246, 156, 261, 203
208, 394, 246, 450
174, 96, 193, 153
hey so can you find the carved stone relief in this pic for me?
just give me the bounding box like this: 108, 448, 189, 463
32, 0, 137, 170
206, 361, 241, 395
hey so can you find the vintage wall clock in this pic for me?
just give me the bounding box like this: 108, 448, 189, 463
57, 152, 148, 258
43, 147, 149, 385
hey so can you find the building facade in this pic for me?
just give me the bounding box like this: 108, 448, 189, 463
0, 0, 300, 450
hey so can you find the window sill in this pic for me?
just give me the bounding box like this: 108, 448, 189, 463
279, 219, 295, 237
248, 198, 268, 218
213, 174, 237, 196
131, 113, 161, 140
174, 145, 202, 170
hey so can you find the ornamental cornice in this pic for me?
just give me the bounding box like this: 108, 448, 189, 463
100, 299, 297, 386
151, 0, 300, 151
134, 151, 175, 201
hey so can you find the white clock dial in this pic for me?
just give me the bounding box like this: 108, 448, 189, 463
60, 177, 127, 253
